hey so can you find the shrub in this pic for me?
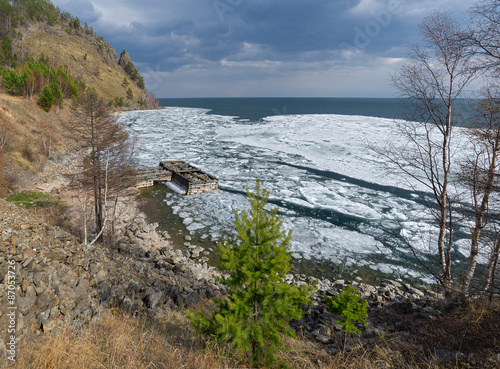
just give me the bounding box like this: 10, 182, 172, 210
114, 96, 124, 107
21, 141, 35, 162
0, 149, 7, 196
324, 285, 368, 335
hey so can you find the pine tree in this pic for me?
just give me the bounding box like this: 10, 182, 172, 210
324, 285, 368, 335
126, 87, 133, 100
188, 179, 314, 367
38, 84, 54, 112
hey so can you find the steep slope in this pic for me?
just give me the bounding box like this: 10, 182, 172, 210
0, 1, 159, 184
13, 21, 148, 107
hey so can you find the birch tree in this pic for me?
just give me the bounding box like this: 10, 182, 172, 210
389, 10, 475, 297
460, 88, 500, 298
459, 0, 500, 299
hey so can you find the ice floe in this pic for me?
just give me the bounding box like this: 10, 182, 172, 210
121, 107, 473, 280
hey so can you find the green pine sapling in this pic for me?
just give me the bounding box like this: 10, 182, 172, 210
324, 285, 368, 335
187, 179, 315, 368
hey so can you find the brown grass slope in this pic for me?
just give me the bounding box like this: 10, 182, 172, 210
0, 93, 73, 191
0, 17, 156, 188
13, 20, 146, 106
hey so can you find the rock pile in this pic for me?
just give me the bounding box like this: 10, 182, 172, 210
288, 275, 444, 349
0, 199, 222, 357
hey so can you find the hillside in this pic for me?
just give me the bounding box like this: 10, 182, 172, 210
0, 0, 160, 188
13, 21, 148, 107
0, 93, 71, 185
0, 0, 156, 109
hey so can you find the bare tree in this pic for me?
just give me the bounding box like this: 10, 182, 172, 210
468, 0, 500, 74
0, 109, 10, 150
140, 91, 160, 110
459, 87, 500, 298
481, 233, 500, 297
67, 89, 136, 244
458, 0, 500, 299
387, 10, 476, 297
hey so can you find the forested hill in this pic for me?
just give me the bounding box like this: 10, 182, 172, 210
0, 0, 158, 111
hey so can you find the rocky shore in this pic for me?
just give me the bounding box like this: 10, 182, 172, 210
0, 198, 221, 355
1, 182, 498, 366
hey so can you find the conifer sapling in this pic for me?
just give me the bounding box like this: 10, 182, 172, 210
187, 179, 315, 367
324, 285, 368, 335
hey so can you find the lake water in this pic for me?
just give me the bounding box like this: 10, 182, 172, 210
121, 98, 472, 282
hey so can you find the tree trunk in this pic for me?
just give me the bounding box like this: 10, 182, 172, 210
464, 136, 500, 298
440, 97, 453, 298
482, 237, 500, 294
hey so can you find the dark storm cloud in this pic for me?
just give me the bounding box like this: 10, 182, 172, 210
53, 0, 473, 97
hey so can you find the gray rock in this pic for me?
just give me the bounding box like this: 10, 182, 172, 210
60, 270, 79, 288
44, 249, 67, 262
18, 296, 36, 316
143, 291, 163, 309
407, 286, 425, 298
313, 330, 334, 344
318, 324, 332, 336
94, 270, 108, 284
42, 319, 64, 333
383, 279, 402, 289
433, 349, 466, 363
36, 290, 59, 311
25, 285, 37, 298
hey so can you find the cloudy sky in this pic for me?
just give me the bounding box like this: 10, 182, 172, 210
52, 0, 473, 98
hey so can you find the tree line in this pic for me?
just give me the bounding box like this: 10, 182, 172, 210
0, 0, 60, 33
1, 53, 83, 111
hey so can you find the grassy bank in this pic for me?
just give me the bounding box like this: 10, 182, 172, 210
2, 307, 434, 369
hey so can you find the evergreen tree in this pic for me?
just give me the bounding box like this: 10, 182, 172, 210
137, 75, 145, 89
126, 87, 133, 99
38, 84, 54, 112
1, 36, 12, 66
50, 80, 63, 107
2, 68, 24, 95
188, 179, 314, 368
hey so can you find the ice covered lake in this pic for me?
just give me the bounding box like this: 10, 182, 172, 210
122, 107, 472, 282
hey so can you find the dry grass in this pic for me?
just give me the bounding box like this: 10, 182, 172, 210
0, 95, 71, 175
13, 309, 239, 369
415, 299, 500, 366
11, 306, 481, 369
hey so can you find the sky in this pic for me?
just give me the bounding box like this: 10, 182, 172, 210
51, 0, 473, 98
